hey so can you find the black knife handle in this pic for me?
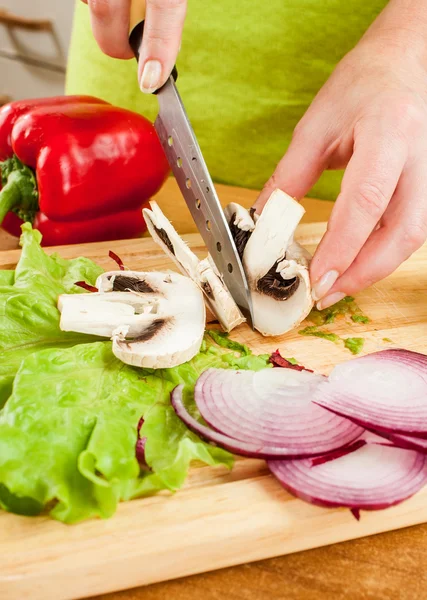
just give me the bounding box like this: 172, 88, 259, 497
128, 0, 178, 94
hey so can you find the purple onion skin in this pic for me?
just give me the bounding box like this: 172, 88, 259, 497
136, 417, 148, 467
372, 430, 427, 454
108, 250, 125, 270
310, 440, 367, 467
136, 437, 147, 467
269, 350, 313, 372
267, 470, 419, 512
74, 281, 98, 293
351, 508, 361, 521
313, 402, 427, 440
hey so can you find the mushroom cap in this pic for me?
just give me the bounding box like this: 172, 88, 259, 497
59, 271, 206, 369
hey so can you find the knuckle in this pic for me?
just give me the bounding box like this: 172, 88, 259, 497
96, 36, 130, 59
145, 25, 175, 45
354, 182, 388, 220
88, 0, 111, 20
401, 222, 427, 252
393, 97, 426, 137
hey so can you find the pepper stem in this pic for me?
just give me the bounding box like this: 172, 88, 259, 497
0, 156, 38, 225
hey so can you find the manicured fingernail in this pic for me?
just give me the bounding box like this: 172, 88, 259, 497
140, 60, 162, 93
317, 292, 346, 311
311, 270, 339, 301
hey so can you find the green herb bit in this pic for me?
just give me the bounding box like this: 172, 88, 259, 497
308, 295, 357, 326
383, 337, 392, 343
206, 329, 251, 355
344, 337, 365, 355
298, 326, 341, 343
351, 314, 370, 324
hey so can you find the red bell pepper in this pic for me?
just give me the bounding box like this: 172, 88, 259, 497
0, 96, 170, 245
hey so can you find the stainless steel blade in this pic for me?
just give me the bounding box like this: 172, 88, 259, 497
154, 76, 254, 326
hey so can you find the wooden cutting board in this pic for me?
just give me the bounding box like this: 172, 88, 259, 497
2, 221, 427, 600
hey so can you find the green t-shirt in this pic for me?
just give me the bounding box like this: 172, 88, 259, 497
66, 0, 387, 200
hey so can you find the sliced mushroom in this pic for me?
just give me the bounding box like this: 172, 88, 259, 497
224, 189, 313, 336
58, 271, 205, 369
143, 202, 245, 331
58, 291, 158, 338
226, 202, 255, 260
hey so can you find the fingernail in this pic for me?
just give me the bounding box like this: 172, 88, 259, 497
311, 270, 339, 301
140, 60, 162, 93
317, 292, 346, 311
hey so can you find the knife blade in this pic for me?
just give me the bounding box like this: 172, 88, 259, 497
153, 78, 254, 326
129, 0, 254, 327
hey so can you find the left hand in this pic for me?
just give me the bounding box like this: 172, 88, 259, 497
254, 27, 427, 309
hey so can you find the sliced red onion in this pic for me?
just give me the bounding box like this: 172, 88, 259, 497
74, 281, 98, 293
268, 432, 427, 512
310, 439, 367, 466
314, 349, 427, 437
192, 368, 363, 456
269, 349, 313, 372
171, 385, 313, 458
109, 250, 125, 270
383, 432, 427, 454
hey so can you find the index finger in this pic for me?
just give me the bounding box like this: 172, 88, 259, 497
138, 0, 187, 93
310, 125, 407, 300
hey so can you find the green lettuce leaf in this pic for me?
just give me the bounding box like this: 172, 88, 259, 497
0, 224, 103, 404
0, 338, 269, 523
0, 271, 14, 286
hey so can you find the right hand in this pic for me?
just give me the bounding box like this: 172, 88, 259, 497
81, 0, 187, 93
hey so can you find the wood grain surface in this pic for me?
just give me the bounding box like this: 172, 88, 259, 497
1, 200, 427, 600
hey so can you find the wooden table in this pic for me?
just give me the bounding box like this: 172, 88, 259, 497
4, 180, 426, 600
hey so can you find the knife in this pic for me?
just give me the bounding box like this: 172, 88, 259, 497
128, 0, 254, 328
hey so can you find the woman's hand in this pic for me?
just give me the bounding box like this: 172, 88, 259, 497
82, 0, 187, 93
254, 1, 427, 309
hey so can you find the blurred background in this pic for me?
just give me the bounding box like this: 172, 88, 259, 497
0, 1, 71, 105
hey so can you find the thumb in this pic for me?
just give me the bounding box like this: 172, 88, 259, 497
253, 125, 330, 213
